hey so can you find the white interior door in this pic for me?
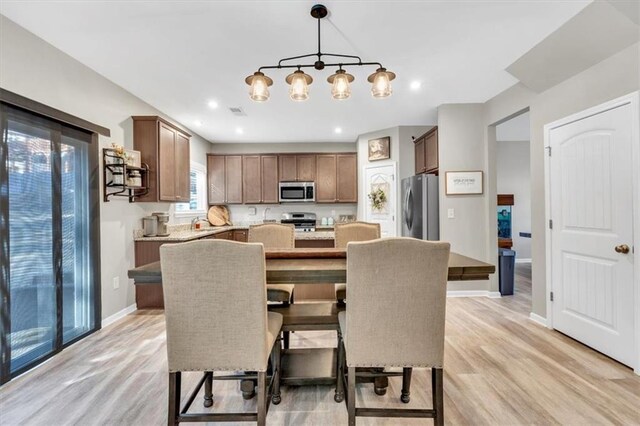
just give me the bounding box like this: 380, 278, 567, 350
364, 163, 396, 237
548, 102, 636, 367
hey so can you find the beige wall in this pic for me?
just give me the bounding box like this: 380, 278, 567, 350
437, 104, 498, 293
0, 15, 213, 319
485, 42, 639, 317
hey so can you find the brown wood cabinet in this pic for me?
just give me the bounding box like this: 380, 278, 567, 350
207, 155, 243, 205
133, 116, 191, 202
336, 154, 357, 202
242, 155, 279, 204
414, 126, 438, 175
233, 229, 248, 242
315, 154, 337, 202
261, 155, 279, 203
210, 152, 356, 205
314, 153, 357, 203
278, 155, 316, 182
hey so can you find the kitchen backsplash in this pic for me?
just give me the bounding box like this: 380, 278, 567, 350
227, 204, 357, 225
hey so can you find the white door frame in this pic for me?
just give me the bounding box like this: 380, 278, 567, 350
363, 161, 398, 236
544, 91, 640, 373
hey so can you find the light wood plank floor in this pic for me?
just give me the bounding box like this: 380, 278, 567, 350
1, 265, 639, 425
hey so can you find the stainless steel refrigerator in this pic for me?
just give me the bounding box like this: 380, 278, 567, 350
401, 174, 439, 240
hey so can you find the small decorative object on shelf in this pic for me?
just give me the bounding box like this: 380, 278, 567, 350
103, 147, 149, 202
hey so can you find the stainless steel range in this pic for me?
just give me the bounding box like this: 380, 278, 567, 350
281, 212, 316, 232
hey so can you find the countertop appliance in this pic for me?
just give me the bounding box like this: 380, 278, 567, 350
279, 181, 315, 203
152, 212, 170, 236
142, 216, 157, 237
401, 174, 439, 240
281, 212, 316, 232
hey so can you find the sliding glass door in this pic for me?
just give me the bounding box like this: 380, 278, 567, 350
0, 104, 100, 384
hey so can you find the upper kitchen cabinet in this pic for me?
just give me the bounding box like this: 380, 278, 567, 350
207, 154, 243, 205
315, 153, 357, 203
133, 116, 191, 202
242, 155, 279, 204
414, 127, 438, 175
336, 154, 357, 202
278, 154, 316, 182
315, 154, 337, 202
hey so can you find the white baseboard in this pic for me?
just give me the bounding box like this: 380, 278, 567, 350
529, 312, 548, 327
102, 304, 137, 329
515, 258, 532, 264
447, 290, 502, 298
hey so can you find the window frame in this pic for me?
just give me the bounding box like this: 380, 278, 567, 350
174, 161, 208, 218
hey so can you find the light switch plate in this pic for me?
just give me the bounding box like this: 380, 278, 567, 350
113, 276, 120, 290
248, 207, 257, 215
448, 208, 455, 219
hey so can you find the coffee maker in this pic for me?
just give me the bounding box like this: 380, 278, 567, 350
152, 212, 170, 236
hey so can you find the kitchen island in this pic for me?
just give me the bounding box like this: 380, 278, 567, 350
128, 248, 495, 394
134, 226, 335, 307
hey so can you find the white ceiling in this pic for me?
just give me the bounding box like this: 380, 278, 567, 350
0, 0, 590, 143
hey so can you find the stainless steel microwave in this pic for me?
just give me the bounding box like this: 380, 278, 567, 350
279, 182, 315, 203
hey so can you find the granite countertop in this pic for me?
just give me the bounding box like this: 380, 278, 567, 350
134, 225, 335, 242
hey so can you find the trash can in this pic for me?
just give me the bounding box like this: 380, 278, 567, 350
498, 248, 516, 296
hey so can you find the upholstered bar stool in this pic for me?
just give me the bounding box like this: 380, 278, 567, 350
160, 239, 283, 426
335, 238, 450, 425
333, 221, 380, 304
248, 223, 296, 349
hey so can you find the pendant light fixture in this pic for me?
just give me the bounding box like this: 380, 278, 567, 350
327, 68, 354, 100
245, 71, 273, 102
286, 69, 313, 101
245, 4, 396, 102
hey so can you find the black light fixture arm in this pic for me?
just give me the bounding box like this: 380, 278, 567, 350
258, 4, 383, 73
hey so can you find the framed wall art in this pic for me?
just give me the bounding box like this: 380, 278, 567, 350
368, 136, 390, 161
445, 171, 483, 195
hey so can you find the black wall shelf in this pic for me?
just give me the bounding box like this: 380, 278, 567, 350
102, 148, 149, 202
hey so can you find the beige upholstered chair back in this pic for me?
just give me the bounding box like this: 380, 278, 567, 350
345, 238, 450, 367
160, 240, 270, 372
334, 222, 380, 248
248, 223, 295, 249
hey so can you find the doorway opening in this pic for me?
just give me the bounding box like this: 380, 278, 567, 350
495, 111, 531, 298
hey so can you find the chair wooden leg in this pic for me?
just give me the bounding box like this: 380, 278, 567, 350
347, 366, 356, 426
257, 371, 267, 426
373, 369, 388, 395
168, 372, 181, 426
334, 330, 345, 403
283, 331, 290, 350
241, 378, 256, 400
271, 337, 282, 405
401, 367, 412, 403
203, 372, 213, 407
432, 367, 444, 426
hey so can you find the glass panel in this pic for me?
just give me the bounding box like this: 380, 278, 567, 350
497, 205, 512, 238
7, 120, 55, 372
61, 134, 92, 343
175, 169, 205, 212
281, 188, 304, 199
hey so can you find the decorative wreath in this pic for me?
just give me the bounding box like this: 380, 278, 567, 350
368, 188, 387, 211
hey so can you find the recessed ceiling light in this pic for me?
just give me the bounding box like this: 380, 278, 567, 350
334, 127, 343, 134
236, 127, 244, 134
194, 120, 203, 127
410, 81, 422, 91
208, 100, 219, 109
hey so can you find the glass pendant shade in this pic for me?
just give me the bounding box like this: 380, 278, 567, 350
327, 69, 354, 100
245, 71, 273, 102
286, 70, 313, 101
367, 67, 396, 98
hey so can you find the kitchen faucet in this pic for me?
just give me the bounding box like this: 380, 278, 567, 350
190, 216, 200, 231
263, 207, 271, 222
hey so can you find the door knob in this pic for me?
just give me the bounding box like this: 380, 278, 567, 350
615, 244, 630, 254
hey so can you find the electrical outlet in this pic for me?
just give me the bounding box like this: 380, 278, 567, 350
248, 207, 257, 215
448, 208, 455, 219
113, 276, 120, 290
